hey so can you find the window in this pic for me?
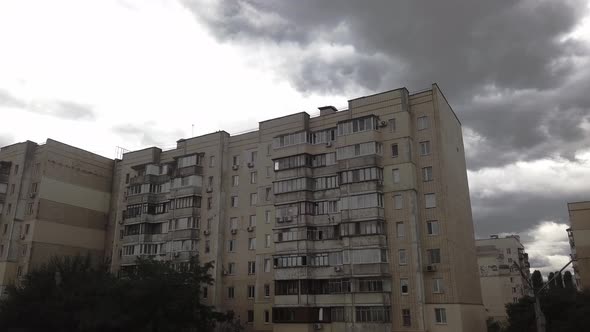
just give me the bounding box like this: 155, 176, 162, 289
228, 287, 235, 299
264, 310, 270, 323
247, 285, 255, 299
401, 278, 409, 295
420, 141, 431, 155
339, 167, 383, 184
337, 116, 378, 136
507, 248, 512, 254
427, 249, 441, 264
427, 220, 439, 235
250, 172, 257, 184
391, 144, 399, 158
2, 224, 7, 234
247, 310, 254, 323
389, 118, 396, 133
264, 259, 271, 272
512, 287, 517, 293
248, 238, 256, 250
275, 280, 299, 295
249, 215, 256, 227
125, 173, 130, 184
14, 164, 19, 175
178, 154, 200, 168
207, 176, 213, 187
265, 210, 271, 224
207, 197, 212, 210
24, 224, 30, 235
394, 195, 403, 209
231, 195, 238, 208
417, 116, 429, 130
273, 177, 313, 193
205, 240, 210, 253
0, 183, 6, 194
433, 278, 444, 293
7, 204, 12, 215
228, 239, 236, 252
392, 169, 400, 184
25, 203, 33, 215
265, 234, 271, 248
227, 263, 236, 275
209, 155, 215, 167
232, 155, 240, 166
311, 128, 336, 144
31, 182, 38, 194
232, 175, 239, 187
230, 217, 238, 230
402, 309, 411, 327
250, 193, 257, 206
10, 184, 15, 194
248, 261, 256, 275
203, 287, 208, 299
396, 222, 405, 238
336, 142, 383, 160
340, 193, 383, 210
399, 249, 407, 265
273, 131, 310, 149
435, 308, 447, 324
508, 257, 513, 263
265, 187, 272, 201
264, 284, 270, 297
425, 193, 436, 208
355, 306, 391, 323
250, 151, 257, 165
423, 166, 433, 181
510, 277, 514, 283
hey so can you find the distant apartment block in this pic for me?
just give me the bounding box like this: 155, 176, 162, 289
567, 201, 590, 290
0, 139, 113, 294
476, 235, 531, 322
0, 84, 486, 332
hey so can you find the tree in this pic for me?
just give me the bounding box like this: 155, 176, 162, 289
563, 271, 575, 290
0, 255, 237, 332
548, 272, 556, 289
532, 270, 544, 294
555, 271, 564, 289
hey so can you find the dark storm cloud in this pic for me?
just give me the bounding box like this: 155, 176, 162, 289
112, 123, 184, 147
471, 190, 581, 237
183, 0, 590, 169
0, 89, 95, 120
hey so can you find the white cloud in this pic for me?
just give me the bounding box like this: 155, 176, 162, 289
520, 221, 573, 277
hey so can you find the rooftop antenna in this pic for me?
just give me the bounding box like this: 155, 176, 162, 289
192, 124, 194, 137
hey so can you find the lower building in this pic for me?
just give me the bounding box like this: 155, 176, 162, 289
476, 235, 531, 322
567, 201, 590, 290
0, 139, 114, 294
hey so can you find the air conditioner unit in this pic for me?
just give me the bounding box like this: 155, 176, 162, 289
334, 266, 342, 272
325, 141, 332, 147
426, 265, 437, 272
206, 187, 213, 193
380, 120, 387, 127
313, 323, 323, 330
247, 226, 254, 232
231, 229, 238, 235
29, 193, 36, 198
247, 162, 254, 168
204, 230, 211, 236
232, 165, 239, 170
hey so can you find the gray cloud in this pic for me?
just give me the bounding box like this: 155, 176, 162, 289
0, 134, 14, 148
182, 0, 590, 170
0, 89, 95, 120
112, 122, 184, 147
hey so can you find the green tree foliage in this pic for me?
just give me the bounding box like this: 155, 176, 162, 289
0, 255, 238, 332
532, 270, 544, 293
505, 270, 590, 332
563, 271, 575, 290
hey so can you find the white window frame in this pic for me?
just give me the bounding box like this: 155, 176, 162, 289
435, 308, 447, 324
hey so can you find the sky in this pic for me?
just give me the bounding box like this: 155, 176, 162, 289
1, 0, 589, 276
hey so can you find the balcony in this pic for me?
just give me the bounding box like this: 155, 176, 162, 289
341, 208, 384, 222
174, 165, 203, 178
351, 263, 390, 276
274, 191, 315, 204
130, 174, 159, 185
275, 167, 314, 180
171, 228, 200, 240
0, 193, 5, 203
337, 155, 382, 170
170, 186, 202, 198
348, 235, 387, 247
172, 207, 201, 218
340, 181, 383, 195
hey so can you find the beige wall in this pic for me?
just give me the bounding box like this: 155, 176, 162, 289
569, 201, 590, 290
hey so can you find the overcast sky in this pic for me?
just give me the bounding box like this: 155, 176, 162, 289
1, 0, 589, 276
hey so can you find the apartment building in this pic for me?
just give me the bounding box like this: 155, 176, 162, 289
0, 139, 113, 294
108, 84, 485, 332
475, 235, 531, 322
567, 201, 590, 290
